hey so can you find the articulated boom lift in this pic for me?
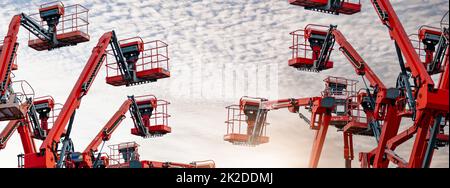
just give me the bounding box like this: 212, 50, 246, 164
0, 80, 39, 154
107, 142, 215, 168
0, 1, 89, 122
64, 95, 171, 168
23, 30, 171, 168
290, 24, 408, 167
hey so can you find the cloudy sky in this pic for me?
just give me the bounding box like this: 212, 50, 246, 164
0, 0, 448, 168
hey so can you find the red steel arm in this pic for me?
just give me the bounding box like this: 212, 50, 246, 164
42, 31, 113, 150
25, 32, 115, 168
386, 125, 417, 151
372, 104, 402, 167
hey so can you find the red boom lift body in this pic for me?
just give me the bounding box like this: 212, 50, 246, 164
289, 0, 361, 15
225, 95, 336, 167
288, 0, 449, 167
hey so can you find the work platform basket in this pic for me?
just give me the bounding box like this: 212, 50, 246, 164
105, 38, 170, 87
289, 24, 334, 72
131, 95, 171, 137
289, 0, 361, 15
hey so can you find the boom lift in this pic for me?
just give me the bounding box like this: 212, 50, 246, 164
2, 95, 60, 159
65, 95, 171, 168
0, 104, 30, 150
27, 96, 60, 140
0, 1, 89, 121
105, 37, 170, 87
107, 142, 215, 168
23, 31, 171, 168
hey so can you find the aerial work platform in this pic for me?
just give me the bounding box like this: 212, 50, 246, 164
289, 0, 361, 15
106, 38, 170, 86
289, 25, 334, 72
27, 2, 90, 51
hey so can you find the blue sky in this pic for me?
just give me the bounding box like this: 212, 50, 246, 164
0, 0, 448, 167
